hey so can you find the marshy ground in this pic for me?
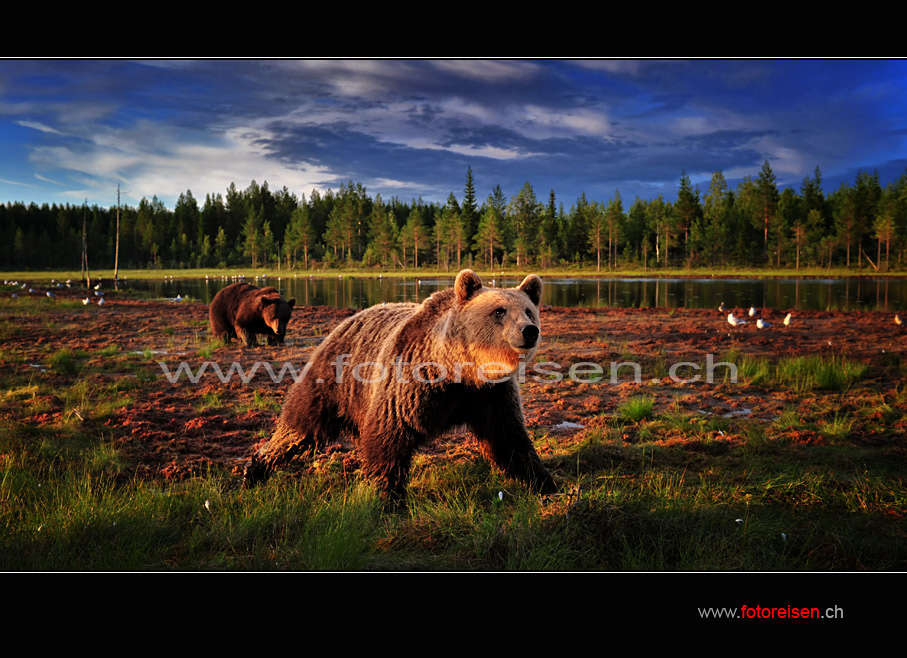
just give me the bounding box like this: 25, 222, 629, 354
2, 283, 905, 571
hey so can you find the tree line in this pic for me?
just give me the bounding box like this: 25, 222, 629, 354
3, 162, 906, 273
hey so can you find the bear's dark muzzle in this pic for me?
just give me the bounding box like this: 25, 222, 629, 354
521, 324, 540, 347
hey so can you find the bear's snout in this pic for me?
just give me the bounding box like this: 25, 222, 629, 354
521, 324, 540, 347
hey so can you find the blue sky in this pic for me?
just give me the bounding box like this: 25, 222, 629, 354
1, 58, 906, 210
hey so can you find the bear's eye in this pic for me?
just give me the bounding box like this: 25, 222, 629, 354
525, 308, 534, 321
493, 307, 507, 319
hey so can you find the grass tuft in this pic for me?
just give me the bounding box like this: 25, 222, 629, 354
48, 349, 82, 375
616, 395, 655, 422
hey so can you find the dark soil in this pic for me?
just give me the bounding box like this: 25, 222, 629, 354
6, 288, 906, 481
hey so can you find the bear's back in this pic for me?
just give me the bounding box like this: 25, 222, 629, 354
317, 301, 420, 363
210, 282, 254, 332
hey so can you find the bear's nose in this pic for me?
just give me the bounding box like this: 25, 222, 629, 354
521, 324, 539, 345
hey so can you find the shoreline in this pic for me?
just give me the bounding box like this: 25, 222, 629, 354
4, 268, 907, 283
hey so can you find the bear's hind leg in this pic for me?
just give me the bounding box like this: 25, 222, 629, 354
242, 419, 317, 487
243, 378, 339, 487
357, 425, 420, 505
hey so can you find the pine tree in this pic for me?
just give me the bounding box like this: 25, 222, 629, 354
474, 204, 505, 268
624, 197, 650, 268
874, 188, 897, 271
508, 182, 540, 267
538, 190, 560, 267
587, 201, 606, 272
214, 226, 228, 266
756, 160, 779, 262
242, 206, 263, 268
286, 205, 315, 269
605, 191, 625, 269
261, 220, 274, 267
367, 195, 398, 268
674, 171, 701, 265
644, 195, 669, 267
401, 206, 428, 269
567, 193, 591, 263
324, 205, 348, 261
462, 166, 479, 245
443, 193, 465, 269
833, 184, 859, 268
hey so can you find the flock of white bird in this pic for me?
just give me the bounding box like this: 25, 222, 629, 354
3, 278, 116, 306
724, 302, 902, 330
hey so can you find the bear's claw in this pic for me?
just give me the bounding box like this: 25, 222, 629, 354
242, 456, 270, 488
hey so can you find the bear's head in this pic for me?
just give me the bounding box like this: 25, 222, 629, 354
445, 269, 542, 383
261, 293, 296, 343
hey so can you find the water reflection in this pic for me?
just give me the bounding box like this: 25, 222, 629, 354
124, 275, 907, 311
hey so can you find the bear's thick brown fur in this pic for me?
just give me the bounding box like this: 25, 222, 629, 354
243, 269, 557, 501
209, 282, 296, 347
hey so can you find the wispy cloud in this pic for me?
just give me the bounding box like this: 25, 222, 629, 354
16, 120, 64, 135
34, 173, 64, 185
1, 59, 905, 208
0, 177, 35, 187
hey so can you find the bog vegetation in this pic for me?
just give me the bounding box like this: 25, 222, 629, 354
1, 294, 905, 571
3, 163, 906, 274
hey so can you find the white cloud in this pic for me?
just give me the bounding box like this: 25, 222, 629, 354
425, 142, 533, 160
748, 137, 809, 178
34, 173, 64, 185
28, 120, 336, 206
570, 59, 652, 76
429, 59, 540, 83
0, 177, 34, 187
520, 105, 611, 138
16, 120, 63, 135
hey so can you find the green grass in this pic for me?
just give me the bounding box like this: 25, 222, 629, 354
47, 349, 83, 375
98, 344, 121, 358
197, 391, 224, 411
2, 418, 905, 570
721, 351, 867, 391
0, 463, 383, 571
776, 355, 868, 391
616, 395, 655, 422
819, 412, 854, 442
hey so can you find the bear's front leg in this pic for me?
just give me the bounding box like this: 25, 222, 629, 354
237, 327, 257, 347
466, 383, 557, 495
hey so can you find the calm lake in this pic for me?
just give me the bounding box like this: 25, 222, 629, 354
122, 275, 907, 312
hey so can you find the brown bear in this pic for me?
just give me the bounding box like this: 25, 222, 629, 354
242, 269, 557, 502
209, 282, 296, 347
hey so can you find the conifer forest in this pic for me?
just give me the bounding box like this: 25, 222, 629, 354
3, 162, 906, 273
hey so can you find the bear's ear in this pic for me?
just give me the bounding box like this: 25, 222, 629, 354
287, 298, 296, 308
455, 269, 483, 303
518, 274, 542, 306
261, 296, 275, 306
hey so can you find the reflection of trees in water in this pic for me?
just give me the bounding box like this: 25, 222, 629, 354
124, 277, 905, 312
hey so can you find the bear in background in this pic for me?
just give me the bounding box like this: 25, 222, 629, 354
243, 269, 557, 502
209, 282, 296, 347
